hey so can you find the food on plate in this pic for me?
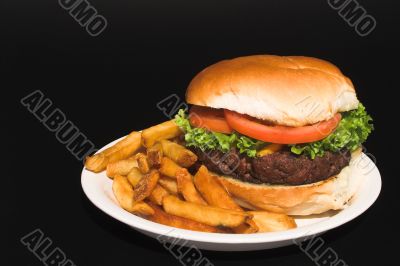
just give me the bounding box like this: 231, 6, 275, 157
193, 165, 242, 211
176, 55, 373, 215
106, 156, 137, 178
248, 211, 297, 232
158, 176, 179, 195
112, 174, 134, 211
160, 140, 198, 167
176, 168, 207, 205
147, 203, 226, 233
191, 166, 264, 233
132, 170, 160, 202
232, 219, 259, 234
141, 120, 182, 148
159, 157, 183, 178
148, 184, 170, 205
85, 131, 141, 172
147, 143, 163, 167
112, 175, 154, 216
162, 195, 250, 227
129, 202, 155, 216
85, 55, 374, 233
126, 167, 143, 186
135, 153, 150, 174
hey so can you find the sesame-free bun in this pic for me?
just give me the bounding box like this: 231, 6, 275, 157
186, 55, 359, 126
215, 149, 363, 216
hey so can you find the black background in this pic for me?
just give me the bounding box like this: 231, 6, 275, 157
3, 0, 399, 265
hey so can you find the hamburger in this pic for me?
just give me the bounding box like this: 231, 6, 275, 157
174, 55, 373, 215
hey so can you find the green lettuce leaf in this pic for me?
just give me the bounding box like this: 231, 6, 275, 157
174, 103, 373, 159
290, 103, 373, 159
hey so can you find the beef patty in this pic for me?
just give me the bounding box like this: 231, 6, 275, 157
190, 147, 351, 185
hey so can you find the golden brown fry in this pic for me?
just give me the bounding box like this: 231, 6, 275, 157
147, 202, 224, 233
131, 202, 154, 216
141, 120, 182, 148
232, 219, 259, 234
135, 153, 150, 174
106, 143, 141, 168
112, 175, 154, 215
112, 175, 134, 211
160, 140, 197, 167
147, 142, 163, 167
127, 167, 143, 187
85, 131, 141, 172
102, 131, 141, 156
158, 176, 179, 195
148, 185, 170, 205
176, 169, 207, 205
159, 157, 183, 178
162, 195, 250, 228
106, 156, 137, 178
194, 165, 243, 211
85, 153, 107, 173
133, 170, 160, 202
248, 211, 297, 232
161, 140, 198, 167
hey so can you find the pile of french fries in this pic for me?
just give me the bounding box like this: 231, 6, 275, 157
85, 120, 297, 233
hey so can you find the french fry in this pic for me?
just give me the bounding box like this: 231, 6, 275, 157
133, 170, 160, 202
232, 219, 259, 234
112, 175, 154, 215
158, 176, 178, 195
106, 156, 137, 178
85, 153, 107, 173
131, 202, 155, 216
248, 211, 297, 232
194, 165, 243, 211
147, 142, 163, 167
135, 153, 150, 174
148, 185, 170, 205
141, 120, 182, 148
101, 131, 141, 157
160, 140, 197, 167
112, 175, 134, 211
159, 157, 183, 178
127, 167, 143, 186
85, 131, 141, 172
147, 202, 224, 233
106, 143, 141, 169
162, 195, 250, 228
95, 120, 298, 234
176, 169, 207, 205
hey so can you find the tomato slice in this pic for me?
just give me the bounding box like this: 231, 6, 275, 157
224, 110, 341, 144
189, 106, 233, 134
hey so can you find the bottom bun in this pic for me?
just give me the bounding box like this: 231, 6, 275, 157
216, 149, 363, 215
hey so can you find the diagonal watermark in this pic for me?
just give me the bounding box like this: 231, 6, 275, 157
21, 89, 97, 162
293, 232, 348, 266
157, 229, 214, 266
58, 0, 108, 37
21, 228, 77, 266
327, 0, 376, 37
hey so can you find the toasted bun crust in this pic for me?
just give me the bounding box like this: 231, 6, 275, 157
216, 149, 363, 215
186, 55, 359, 126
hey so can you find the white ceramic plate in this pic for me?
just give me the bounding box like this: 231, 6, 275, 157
81, 137, 381, 251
